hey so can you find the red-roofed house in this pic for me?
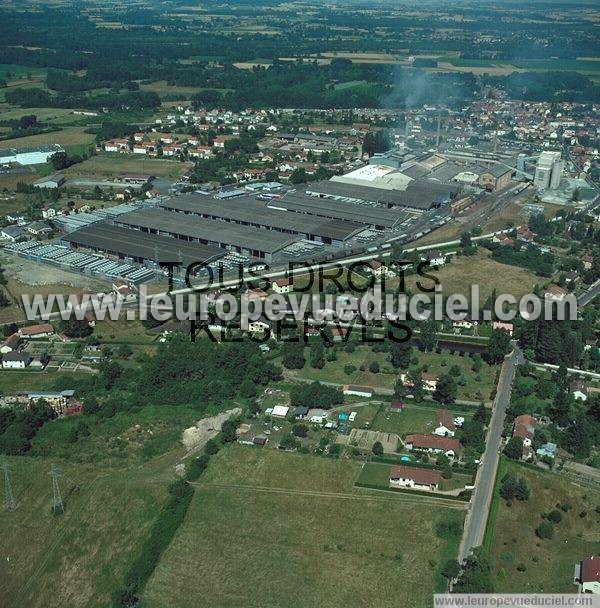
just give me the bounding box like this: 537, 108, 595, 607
389, 465, 440, 491
575, 555, 600, 594
272, 277, 293, 294
18, 323, 54, 339
513, 414, 536, 447
404, 434, 459, 457
434, 409, 456, 437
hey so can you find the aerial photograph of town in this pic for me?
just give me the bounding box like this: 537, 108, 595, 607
0, 0, 598, 606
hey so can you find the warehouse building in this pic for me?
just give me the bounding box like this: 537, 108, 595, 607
115, 208, 298, 262
62, 223, 226, 269
271, 191, 410, 230
305, 179, 457, 212
0, 144, 64, 166
159, 193, 366, 245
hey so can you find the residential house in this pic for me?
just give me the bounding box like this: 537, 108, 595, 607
245, 287, 268, 302
18, 323, 54, 339
434, 409, 456, 437
421, 250, 447, 266
545, 285, 566, 301
574, 556, 600, 594
513, 414, 536, 448
294, 406, 309, 420
492, 321, 514, 336
389, 465, 440, 491
247, 317, 270, 334
271, 405, 289, 418
421, 372, 438, 392
0, 333, 21, 354
2, 352, 31, 369
494, 233, 515, 247
404, 434, 460, 458
570, 379, 588, 401
272, 277, 293, 294
367, 259, 388, 279
516, 226, 534, 242
253, 435, 268, 447
582, 254, 594, 270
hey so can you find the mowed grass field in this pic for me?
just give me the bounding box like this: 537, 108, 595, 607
143, 445, 465, 608
63, 154, 192, 179
489, 462, 600, 593
0, 457, 166, 608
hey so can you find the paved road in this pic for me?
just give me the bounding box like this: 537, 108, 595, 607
578, 279, 600, 309
458, 342, 522, 563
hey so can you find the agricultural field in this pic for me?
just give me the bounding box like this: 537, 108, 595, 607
404, 249, 540, 302
0, 457, 166, 608
488, 461, 600, 593
139, 80, 204, 99
143, 445, 465, 608
0, 127, 95, 155
62, 154, 192, 179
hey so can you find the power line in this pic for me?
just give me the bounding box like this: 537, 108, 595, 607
49, 464, 64, 515
2, 460, 16, 511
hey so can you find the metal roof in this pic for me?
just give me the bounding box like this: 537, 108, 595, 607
62, 223, 226, 267
159, 194, 364, 241
116, 208, 298, 254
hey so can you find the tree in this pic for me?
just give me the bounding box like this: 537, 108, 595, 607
390, 340, 412, 369
99, 360, 122, 389
547, 509, 562, 524
292, 423, 308, 438
117, 344, 133, 358
433, 374, 457, 404
473, 403, 490, 425
282, 342, 305, 370
239, 376, 258, 398
442, 559, 460, 580
488, 329, 511, 363
453, 547, 494, 593
369, 361, 380, 374
310, 341, 325, 369
461, 420, 486, 453
220, 419, 239, 443
420, 319, 438, 351
504, 436, 524, 460
50, 151, 71, 170
82, 396, 100, 416
59, 319, 92, 338
372, 441, 383, 456
204, 438, 220, 455
535, 521, 554, 540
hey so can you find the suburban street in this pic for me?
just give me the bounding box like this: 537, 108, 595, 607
458, 342, 522, 563
578, 278, 600, 309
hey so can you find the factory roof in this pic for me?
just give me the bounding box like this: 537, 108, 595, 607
159, 193, 364, 241
116, 208, 298, 254
272, 189, 408, 228
305, 179, 457, 211
62, 223, 226, 267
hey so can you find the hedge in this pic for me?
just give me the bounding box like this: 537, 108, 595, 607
112, 479, 194, 607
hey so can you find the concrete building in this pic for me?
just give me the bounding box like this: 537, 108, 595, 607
534, 151, 563, 190
2, 352, 31, 369
33, 174, 66, 190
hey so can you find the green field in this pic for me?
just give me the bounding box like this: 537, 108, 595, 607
489, 461, 600, 592
0, 370, 91, 394
143, 445, 465, 607
0, 457, 166, 608
371, 404, 437, 436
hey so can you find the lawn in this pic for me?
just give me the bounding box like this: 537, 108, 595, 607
0, 370, 91, 394
143, 445, 465, 608
371, 404, 437, 437
62, 154, 192, 179
0, 457, 166, 608
281, 346, 398, 390
489, 461, 600, 593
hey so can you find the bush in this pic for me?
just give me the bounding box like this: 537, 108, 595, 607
204, 438, 220, 455
344, 364, 357, 376
186, 454, 210, 481
292, 424, 308, 438
547, 509, 562, 524
535, 521, 554, 540
372, 441, 383, 456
